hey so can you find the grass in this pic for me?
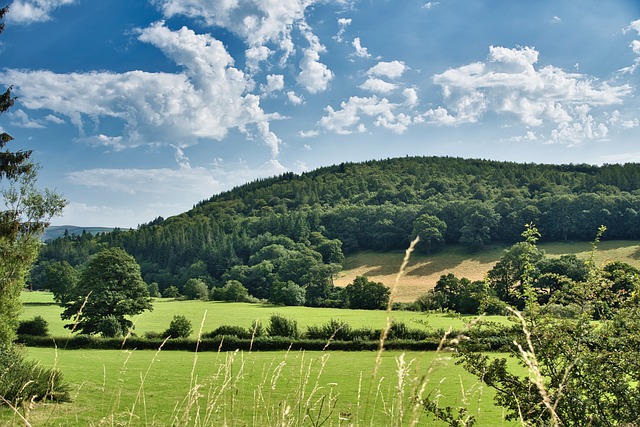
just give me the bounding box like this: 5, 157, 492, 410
335, 240, 640, 302
20, 292, 508, 339
0, 347, 517, 426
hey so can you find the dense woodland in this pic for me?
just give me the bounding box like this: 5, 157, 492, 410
33, 156, 640, 306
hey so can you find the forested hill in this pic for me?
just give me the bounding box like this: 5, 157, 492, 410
36, 156, 640, 300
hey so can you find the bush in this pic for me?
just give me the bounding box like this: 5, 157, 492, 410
306, 319, 353, 341
0, 344, 70, 405
96, 315, 123, 338
17, 315, 49, 336
267, 314, 299, 338
164, 315, 193, 338
183, 278, 209, 300
203, 325, 252, 339
211, 280, 252, 302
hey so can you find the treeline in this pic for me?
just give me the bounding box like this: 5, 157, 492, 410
32, 156, 640, 304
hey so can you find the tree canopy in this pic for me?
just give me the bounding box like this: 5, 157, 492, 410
61, 248, 152, 336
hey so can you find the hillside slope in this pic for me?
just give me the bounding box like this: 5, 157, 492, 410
336, 240, 640, 302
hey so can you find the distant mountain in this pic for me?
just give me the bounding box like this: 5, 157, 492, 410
42, 225, 116, 242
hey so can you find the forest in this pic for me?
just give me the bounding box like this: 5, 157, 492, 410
32, 156, 640, 308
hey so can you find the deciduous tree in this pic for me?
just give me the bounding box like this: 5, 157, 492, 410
61, 248, 152, 336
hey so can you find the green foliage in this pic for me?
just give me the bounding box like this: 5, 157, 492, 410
45, 260, 79, 305
203, 324, 252, 339
162, 285, 180, 298
343, 276, 390, 310
460, 225, 640, 425
61, 248, 152, 335
412, 213, 447, 253
270, 280, 306, 306
165, 315, 193, 339
96, 315, 123, 338
267, 313, 299, 338
147, 282, 161, 298
0, 343, 70, 406
16, 315, 49, 336
210, 280, 251, 302
182, 277, 208, 300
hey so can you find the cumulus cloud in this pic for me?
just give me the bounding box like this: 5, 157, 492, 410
287, 91, 304, 105
620, 19, 640, 74
319, 95, 414, 134
352, 37, 371, 58
262, 74, 285, 93
44, 114, 65, 124
424, 45, 633, 145
367, 60, 406, 79
5, 0, 76, 24
2, 22, 283, 156
359, 77, 397, 94
296, 22, 333, 93
334, 17, 351, 42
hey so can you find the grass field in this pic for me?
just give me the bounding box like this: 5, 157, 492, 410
335, 240, 640, 302
1, 347, 518, 426
20, 292, 508, 339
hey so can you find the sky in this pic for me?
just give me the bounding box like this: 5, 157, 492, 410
1, 0, 639, 228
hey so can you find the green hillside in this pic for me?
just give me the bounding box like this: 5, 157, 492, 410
33, 156, 640, 307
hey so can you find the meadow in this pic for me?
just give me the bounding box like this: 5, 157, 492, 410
10, 241, 639, 426
1, 347, 518, 426
20, 292, 508, 340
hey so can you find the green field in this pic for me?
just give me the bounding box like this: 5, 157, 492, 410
1, 347, 518, 426
20, 292, 507, 339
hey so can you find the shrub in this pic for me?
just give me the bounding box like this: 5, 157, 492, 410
96, 315, 123, 338
0, 344, 70, 405
211, 280, 252, 302
203, 325, 252, 339
306, 319, 353, 341
267, 314, 299, 338
17, 315, 49, 336
164, 315, 193, 338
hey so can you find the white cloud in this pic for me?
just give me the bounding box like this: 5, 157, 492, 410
9, 109, 44, 128
334, 17, 351, 42
403, 87, 419, 107
287, 91, 304, 105
359, 77, 397, 94
552, 16, 562, 23
5, 0, 76, 24
621, 20, 640, 74
352, 37, 371, 58
44, 114, 65, 124
367, 60, 406, 79
245, 45, 272, 73
606, 110, 639, 129
422, 2, 439, 9
296, 22, 333, 93
425, 45, 633, 144
3, 22, 283, 156
262, 74, 285, 93
319, 95, 413, 134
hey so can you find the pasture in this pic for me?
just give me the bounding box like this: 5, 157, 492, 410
1, 347, 517, 426
20, 292, 508, 339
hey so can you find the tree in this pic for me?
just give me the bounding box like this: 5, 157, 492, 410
45, 261, 79, 305
210, 280, 251, 302
0, 5, 66, 346
343, 276, 390, 310
183, 277, 208, 300
61, 248, 152, 336
457, 225, 640, 425
164, 315, 192, 338
412, 214, 446, 253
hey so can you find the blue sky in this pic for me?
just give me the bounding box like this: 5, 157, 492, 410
1, 0, 639, 228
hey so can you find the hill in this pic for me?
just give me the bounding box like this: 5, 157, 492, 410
42, 226, 116, 242
336, 240, 640, 302
34, 156, 640, 305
